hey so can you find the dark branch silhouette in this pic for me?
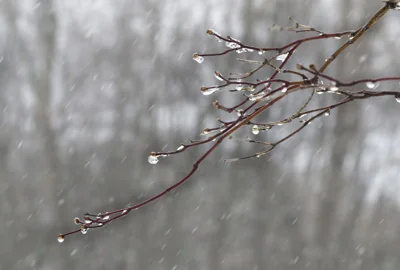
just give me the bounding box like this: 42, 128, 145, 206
58, 1, 400, 242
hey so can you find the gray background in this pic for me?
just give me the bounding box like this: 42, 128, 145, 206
1, 0, 400, 269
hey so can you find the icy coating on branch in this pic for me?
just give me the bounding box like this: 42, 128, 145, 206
58, 1, 400, 242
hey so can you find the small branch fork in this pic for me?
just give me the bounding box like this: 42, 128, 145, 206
58, 1, 400, 242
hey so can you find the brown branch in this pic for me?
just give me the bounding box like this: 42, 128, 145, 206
58, 2, 400, 242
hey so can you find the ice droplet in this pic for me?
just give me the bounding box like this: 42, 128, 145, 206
81, 228, 88, 234
236, 109, 244, 116
214, 71, 224, 81
177, 145, 185, 151
252, 125, 260, 135
366, 81, 375, 89
249, 92, 265, 101
148, 155, 159, 164
192, 53, 204, 64
396, 96, 400, 103
225, 42, 240, 49
235, 48, 247, 54
281, 87, 288, 93
324, 110, 331, 116
243, 85, 255, 92
57, 235, 64, 243
235, 84, 244, 91
200, 86, 219, 96
276, 52, 289, 62
330, 86, 339, 91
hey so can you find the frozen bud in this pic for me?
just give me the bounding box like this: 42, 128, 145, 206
252, 125, 260, 135
148, 155, 159, 165
57, 235, 65, 243
192, 53, 204, 64
213, 100, 221, 109
206, 29, 214, 35
200, 86, 219, 96
80, 225, 88, 235
214, 71, 224, 81
73, 217, 81, 225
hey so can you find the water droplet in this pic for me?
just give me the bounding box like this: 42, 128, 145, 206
324, 110, 331, 116
330, 86, 339, 91
192, 53, 204, 64
252, 125, 260, 135
214, 71, 224, 81
81, 227, 88, 234
299, 114, 307, 118
276, 52, 289, 62
200, 86, 219, 96
57, 235, 65, 243
334, 36, 342, 39
258, 50, 265, 55
281, 87, 288, 93
396, 96, 400, 103
236, 109, 244, 116
122, 210, 128, 214
177, 145, 185, 151
366, 81, 375, 89
148, 155, 159, 165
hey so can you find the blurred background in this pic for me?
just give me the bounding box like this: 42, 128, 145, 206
1, 0, 400, 269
